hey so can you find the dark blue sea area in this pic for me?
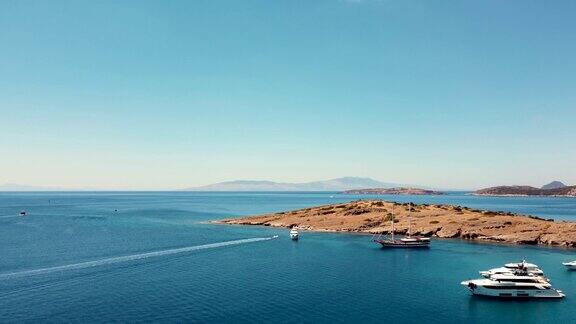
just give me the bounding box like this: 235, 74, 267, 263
1, 192, 575, 323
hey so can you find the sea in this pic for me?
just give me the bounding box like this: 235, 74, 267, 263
1, 191, 576, 323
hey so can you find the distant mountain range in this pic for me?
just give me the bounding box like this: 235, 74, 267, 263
0, 177, 418, 191
5, 179, 569, 193
183, 177, 419, 192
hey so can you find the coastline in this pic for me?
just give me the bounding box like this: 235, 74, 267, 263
473, 185, 576, 198
212, 221, 576, 251
216, 200, 576, 248
471, 193, 576, 198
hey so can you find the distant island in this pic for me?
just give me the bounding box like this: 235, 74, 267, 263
218, 200, 576, 248
474, 181, 575, 197
342, 187, 444, 195
184, 177, 425, 192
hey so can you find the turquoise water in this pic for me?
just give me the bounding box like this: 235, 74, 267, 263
1, 192, 576, 323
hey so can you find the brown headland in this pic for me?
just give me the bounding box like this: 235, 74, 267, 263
218, 200, 576, 248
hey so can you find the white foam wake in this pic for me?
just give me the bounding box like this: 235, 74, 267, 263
0, 236, 276, 279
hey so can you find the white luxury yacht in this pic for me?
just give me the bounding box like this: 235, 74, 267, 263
504, 261, 539, 270
289, 228, 299, 241
479, 260, 544, 278
462, 262, 564, 299
562, 261, 576, 269
461, 274, 564, 299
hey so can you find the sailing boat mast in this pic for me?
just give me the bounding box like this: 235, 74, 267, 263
391, 204, 395, 241
373, 201, 430, 248
408, 206, 412, 238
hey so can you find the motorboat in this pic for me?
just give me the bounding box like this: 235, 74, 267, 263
479, 260, 544, 278
289, 228, 299, 241
562, 261, 576, 269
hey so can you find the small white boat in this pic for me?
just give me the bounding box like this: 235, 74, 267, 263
289, 228, 299, 241
562, 261, 576, 269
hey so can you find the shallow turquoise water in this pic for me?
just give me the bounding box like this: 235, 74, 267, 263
1, 192, 575, 323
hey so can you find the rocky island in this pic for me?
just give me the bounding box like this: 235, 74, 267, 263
218, 200, 576, 247
474, 183, 576, 197
342, 187, 443, 195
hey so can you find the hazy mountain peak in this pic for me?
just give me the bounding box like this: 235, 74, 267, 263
541, 181, 567, 190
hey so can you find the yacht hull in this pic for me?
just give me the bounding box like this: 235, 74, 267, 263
562, 262, 576, 270
461, 282, 564, 299
375, 240, 430, 248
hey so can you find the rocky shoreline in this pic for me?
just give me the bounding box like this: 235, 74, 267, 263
474, 185, 576, 197
217, 200, 576, 248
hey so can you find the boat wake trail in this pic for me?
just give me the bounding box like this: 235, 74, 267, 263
0, 236, 276, 280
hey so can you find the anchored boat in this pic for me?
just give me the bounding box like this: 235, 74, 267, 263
462, 261, 564, 299
562, 261, 576, 269
289, 228, 299, 241
373, 208, 430, 248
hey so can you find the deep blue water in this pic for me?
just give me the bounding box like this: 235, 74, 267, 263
1, 192, 576, 323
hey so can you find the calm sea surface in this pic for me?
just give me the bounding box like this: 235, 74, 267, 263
1, 192, 576, 323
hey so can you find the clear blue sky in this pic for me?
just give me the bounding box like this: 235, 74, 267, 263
1, 0, 575, 189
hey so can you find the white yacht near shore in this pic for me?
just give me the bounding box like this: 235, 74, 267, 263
289, 228, 299, 241
562, 261, 576, 269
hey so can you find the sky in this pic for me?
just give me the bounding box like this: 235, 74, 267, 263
1, 0, 575, 190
